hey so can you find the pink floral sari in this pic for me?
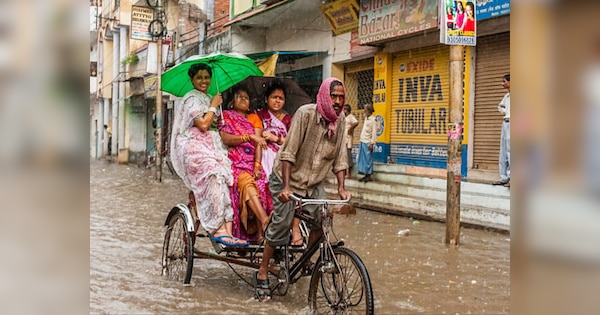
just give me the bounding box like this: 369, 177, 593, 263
218, 110, 273, 241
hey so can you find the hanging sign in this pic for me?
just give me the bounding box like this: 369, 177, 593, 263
476, 0, 510, 21
440, 0, 477, 46
320, 0, 359, 36
131, 6, 154, 41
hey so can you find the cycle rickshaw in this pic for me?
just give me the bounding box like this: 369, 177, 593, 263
161, 192, 374, 314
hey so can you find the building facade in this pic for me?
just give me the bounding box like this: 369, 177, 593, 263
90, 0, 510, 183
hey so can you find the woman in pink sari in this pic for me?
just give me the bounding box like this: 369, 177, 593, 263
219, 85, 273, 242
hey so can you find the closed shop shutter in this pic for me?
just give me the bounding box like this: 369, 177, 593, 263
390, 45, 450, 169
472, 32, 510, 170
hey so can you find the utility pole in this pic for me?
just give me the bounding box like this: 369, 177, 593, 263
155, 36, 163, 182
445, 45, 464, 246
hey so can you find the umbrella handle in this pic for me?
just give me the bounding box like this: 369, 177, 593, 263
220, 104, 225, 126
215, 80, 225, 125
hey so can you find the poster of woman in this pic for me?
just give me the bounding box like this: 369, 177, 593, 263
440, 0, 476, 46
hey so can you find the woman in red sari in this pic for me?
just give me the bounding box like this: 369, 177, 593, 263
219, 85, 273, 242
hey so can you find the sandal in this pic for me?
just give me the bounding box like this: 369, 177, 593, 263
290, 230, 303, 246
254, 271, 271, 302
211, 230, 249, 247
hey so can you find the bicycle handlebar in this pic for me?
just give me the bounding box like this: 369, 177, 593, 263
289, 193, 350, 206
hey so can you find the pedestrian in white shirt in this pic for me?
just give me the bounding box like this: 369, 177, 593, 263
493, 74, 510, 187
357, 104, 377, 182
343, 105, 359, 179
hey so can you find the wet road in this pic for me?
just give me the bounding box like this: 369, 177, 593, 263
90, 160, 510, 314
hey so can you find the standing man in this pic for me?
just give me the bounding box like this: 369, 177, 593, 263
493, 74, 510, 187
357, 104, 377, 182
343, 104, 359, 179
254, 77, 350, 302
104, 124, 112, 157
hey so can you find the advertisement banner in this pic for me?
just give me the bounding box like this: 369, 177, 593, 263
372, 52, 392, 162
390, 47, 450, 169
476, 0, 510, 20
320, 0, 360, 36
131, 6, 154, 41
440, 0, 476, 46
358, 0, 438, 45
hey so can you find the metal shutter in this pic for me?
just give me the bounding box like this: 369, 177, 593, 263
472, 32, 510, 170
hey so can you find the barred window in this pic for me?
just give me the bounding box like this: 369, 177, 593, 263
345, 69, 373, 110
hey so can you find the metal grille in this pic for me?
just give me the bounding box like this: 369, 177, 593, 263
345, 68, 374, 150
345, 69, 374, 111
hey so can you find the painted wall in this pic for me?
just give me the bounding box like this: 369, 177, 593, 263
99, 39, 114, 99
332, 31, 353, 63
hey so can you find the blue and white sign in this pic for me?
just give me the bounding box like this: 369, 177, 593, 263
476, 0, 510, 21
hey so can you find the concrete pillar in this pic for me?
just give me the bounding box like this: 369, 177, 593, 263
104, 97, 111, 157
98, 99, 104, 158
112, 27, 120, 157
118, 26, 127, 158
322, 53, 332, 80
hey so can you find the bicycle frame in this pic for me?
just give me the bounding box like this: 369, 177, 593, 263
189, 196, 349, 281
284, 201, 346, 284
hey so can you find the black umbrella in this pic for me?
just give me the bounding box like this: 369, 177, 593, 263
224, 76, 313, 116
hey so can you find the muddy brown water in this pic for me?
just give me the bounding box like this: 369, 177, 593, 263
90, 160, 509, 314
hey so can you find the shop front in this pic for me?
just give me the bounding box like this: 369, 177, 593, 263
388, 45, 471, 177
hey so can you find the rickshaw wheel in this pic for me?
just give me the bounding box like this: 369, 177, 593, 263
162, 212, 194, 284
308, 247, 374, 314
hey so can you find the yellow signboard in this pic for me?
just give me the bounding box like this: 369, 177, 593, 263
391, 47, 450, 145
371, 52, 392, 162
320, 0, 359, 36
373, 52, 391, 144
389, 45, 471, 172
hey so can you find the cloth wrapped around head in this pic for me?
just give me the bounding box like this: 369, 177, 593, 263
316, 77, 345, 139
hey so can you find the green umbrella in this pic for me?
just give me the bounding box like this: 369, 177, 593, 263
161, 51, 263, 97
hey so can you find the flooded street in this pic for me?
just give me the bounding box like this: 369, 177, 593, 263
90, 160, 509, 314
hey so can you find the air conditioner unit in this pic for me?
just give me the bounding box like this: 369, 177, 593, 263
260, 0, 283, 6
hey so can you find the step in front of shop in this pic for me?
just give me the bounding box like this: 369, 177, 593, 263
325, 170, 510, 232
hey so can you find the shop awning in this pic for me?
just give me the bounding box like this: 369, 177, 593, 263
247, 51, 327, 64
248, 51, 327, 76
